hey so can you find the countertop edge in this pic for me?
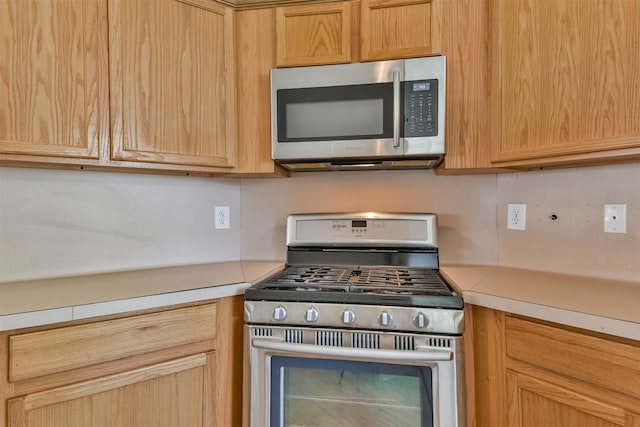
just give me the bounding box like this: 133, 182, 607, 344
0, 260, 285, 332
463, 290, 640, 341
440, 265, 640, 341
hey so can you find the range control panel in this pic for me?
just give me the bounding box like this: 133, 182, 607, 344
286, 213, 438, 248
403, 79, 438, 138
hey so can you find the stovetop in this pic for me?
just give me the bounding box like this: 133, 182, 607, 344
244, 213, 464, 333
244, 264, 463, 309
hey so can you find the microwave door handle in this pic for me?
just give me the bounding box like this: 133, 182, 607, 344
393, 70, 401, 148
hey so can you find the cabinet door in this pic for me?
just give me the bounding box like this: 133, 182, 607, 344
0, 0, 108, 159
235, 9, 286, 175
275, 2, 352, 67
491, 0, 640, 165
109, 0, 236, 168
360, 0, 441, 61
507, 371, 640, 427
8, 353, 213, 427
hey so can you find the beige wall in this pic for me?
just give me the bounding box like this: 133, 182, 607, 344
2, 163, 637, 284
497, 163, 640, 282
0, 168, 241, 282
240, 169, 499, 266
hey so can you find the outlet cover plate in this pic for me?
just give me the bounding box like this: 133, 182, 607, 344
215, 206, 230, 229
604, 204, 626, 233
507, 204, 526, 231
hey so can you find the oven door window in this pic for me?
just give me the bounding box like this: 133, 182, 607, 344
276, 83, 394, 142
270, 356, 433, 427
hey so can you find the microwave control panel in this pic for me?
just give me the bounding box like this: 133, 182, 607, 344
403, 79, 438, 137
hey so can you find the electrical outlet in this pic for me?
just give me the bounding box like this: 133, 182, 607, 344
604, 204, 626, 233
215, 206, 230, 229
507, 204, 526, 231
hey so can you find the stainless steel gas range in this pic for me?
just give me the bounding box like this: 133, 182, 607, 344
245, 213, 465, 427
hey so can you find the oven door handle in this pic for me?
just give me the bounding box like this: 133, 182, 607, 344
252, 338, 453, 361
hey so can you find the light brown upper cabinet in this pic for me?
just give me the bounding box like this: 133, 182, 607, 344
275, 0, 441, 68
109, 0, 236, 169
275, 2, 352, 67
0, 0, 109, 160
490, 0, 640, 168
1, 0, 237, 174
360, 0, 441, 61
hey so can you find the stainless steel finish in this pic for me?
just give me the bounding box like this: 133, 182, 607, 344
404, 56, 446, 156
414, 312, 430, 328
246, 212, 464, 427
271, 56, 446, 170
304, 306, 319, 323
248, 325, 466, 427
393, 70, 401, 148
245, 301, 464, 334
378, 310, 393, 327
341, 309, 356, 324
286, 212, 438, 248
252, 337, 453, 361
272, 305, 287, 321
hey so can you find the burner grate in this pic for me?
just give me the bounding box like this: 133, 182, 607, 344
262, 265, 455, 296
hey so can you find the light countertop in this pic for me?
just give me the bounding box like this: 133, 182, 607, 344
0, 261, 283, 331
441, 265, 640, 341
1, 262, 638, 341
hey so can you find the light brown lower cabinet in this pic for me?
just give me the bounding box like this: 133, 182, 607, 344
1, 297, 244, 427
469, 306, 640, 427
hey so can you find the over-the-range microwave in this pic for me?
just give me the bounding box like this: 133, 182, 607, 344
271, 56, 446, 171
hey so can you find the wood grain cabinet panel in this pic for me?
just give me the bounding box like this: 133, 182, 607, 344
9, 303, 216, 382
506, 371, 633, 427
491, 0, 640, 166
1, 297, 244, 427
470, 307, 640, 427
360, 0, 440, 61
109, 0, 236, 168
8, 354, 211, 427
276, 2, 352, 67
235, 8, 287, 176
0, 0, 109, 159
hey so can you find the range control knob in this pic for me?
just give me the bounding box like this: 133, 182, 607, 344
378, 311, 393, 327
272, 305, 287, 321
305, 307, 319, 323
341, 309, 356, 324
413, 312, 429, 329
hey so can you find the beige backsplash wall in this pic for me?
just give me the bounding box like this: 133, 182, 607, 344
496, 163, 640, 282
240, 170, 499, 265
0, 168, 241, 282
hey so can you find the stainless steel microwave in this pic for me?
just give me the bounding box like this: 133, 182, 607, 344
271, 56, 446, 171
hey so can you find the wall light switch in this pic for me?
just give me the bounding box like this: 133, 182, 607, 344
604, 204, 626, 233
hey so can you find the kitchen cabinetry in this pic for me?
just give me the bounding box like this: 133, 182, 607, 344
275, 0, 440, 67
234, 8, 287, 176
360, 0, 440, 61
275, 2, 352, 67
489, 0, 640, 168
109, 0, 236, 169
1, 0, 237, 175
469, 306, 640, 427
0, 297, 244, 427
0, 0, 109, 161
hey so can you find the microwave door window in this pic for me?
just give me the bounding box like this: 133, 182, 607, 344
277, 83, 394, 142
286, 99, 383, 139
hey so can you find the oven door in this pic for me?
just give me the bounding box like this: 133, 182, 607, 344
248, 327, 464, 427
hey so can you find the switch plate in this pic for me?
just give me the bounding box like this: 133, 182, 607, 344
507, 204, 526, 231
604, 204, 626, 233
215, 206, 230, 229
